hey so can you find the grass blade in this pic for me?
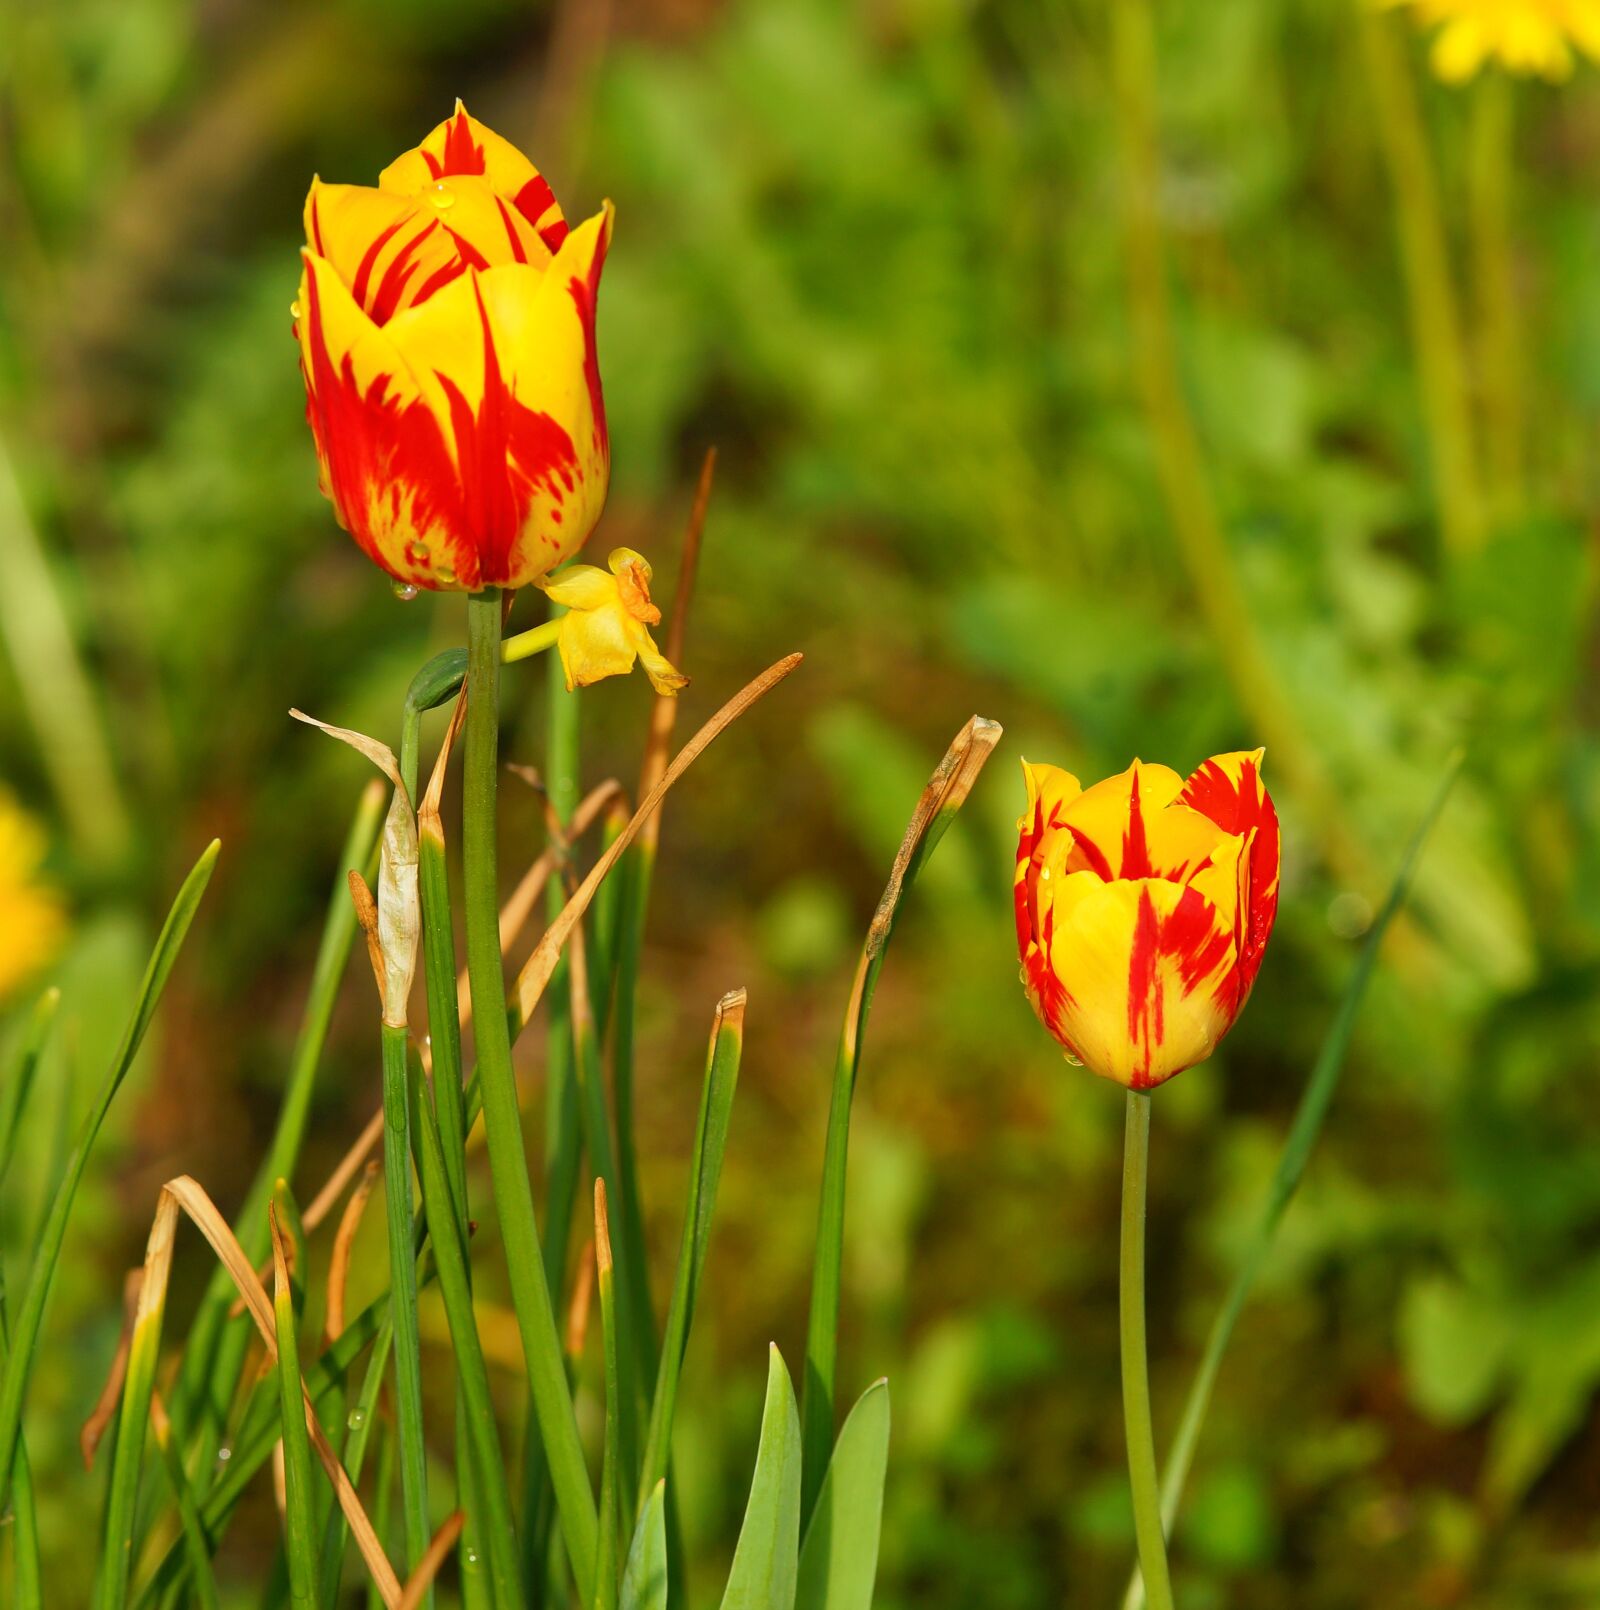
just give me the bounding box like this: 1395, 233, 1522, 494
620, 1481, 667, 1610
795, 1380, 890, 1610
594, 1183, 620, 1610
800, 717, 1001, 1525
271, 1199, 322, 1609
1120, 750, 1464, 1610
640, 990, 746, 1500
720, 1345, 802, 1610
0, 988, 60, 1192
0, 837, 219, 1514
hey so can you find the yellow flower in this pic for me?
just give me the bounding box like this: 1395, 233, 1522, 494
295, 102, 613, 593
1015, 754, 1280, 1089
0, 792, 65, 1001
1383, 0, 1600, 80
540, 548, 688, 695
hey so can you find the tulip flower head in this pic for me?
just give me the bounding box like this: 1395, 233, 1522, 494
0, 791, 65, 1001
1382, 0, 1600, 80
541, 549, 688, 696
1015, 753, 1280, 1089
295, 103, 612, 593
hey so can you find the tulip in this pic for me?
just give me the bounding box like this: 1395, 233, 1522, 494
1014, 751, 1279, 1089
295, 102, 612, 593
541, 549, 688, 695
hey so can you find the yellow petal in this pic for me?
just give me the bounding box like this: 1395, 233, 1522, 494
542, 563, 618, 612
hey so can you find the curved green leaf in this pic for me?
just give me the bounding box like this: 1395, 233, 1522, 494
796, 1380, 890, 1610
721, 1346, 802, 1610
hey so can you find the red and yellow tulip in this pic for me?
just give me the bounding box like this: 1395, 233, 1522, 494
1014, 753, 1280, 1089
294, 103, 612, 593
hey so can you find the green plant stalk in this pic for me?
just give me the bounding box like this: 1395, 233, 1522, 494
1469, 69, 1523, 515
0, 987, 60, 1191
380, 1019, 432, 1590
0, 1266, 41, 1609
409, 1043, 524, 1607
367, 1425, 396, 1610
798, 725, 995, 1528
96, 1282, 169, 1610
462, 588, 597, 1606
1360, 8, 1484, 556
153, 1424, 222, 1610
138, 1284, 410, 1609
272, 1207, 321, 1610
0, 838, 219, 1514
594, 1227, 620, 1610
319, 1316, 392, 1601
523, 646, 586, 1605
640, 993, 745, 1501
175, 786, 382, 1477
569, 943, 644, 1521
1121, 753, 1462, 1610
1120, 1091, 1174, 1610
610, 850, 653, 1370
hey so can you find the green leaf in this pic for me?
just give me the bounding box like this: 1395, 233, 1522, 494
621, 1480, 668, 1610
721, 1345, 803, 1610
796, 1379, 890, 1610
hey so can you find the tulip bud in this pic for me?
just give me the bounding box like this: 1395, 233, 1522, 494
295, 102, 612, 593
1014, 752, 1280, 1089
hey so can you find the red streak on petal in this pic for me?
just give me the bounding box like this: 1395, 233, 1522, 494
1122, 765, 1152, 878
494, 196, 529, 264
369, 226, 433, 324
1127, 887, 1164, 1084
405, 255, 468, 313
1066, 825, 1114, 883
441, 110, 487, 176
566, 225, 611, 459
351, 216, 410, 313
422, 149, 443, 180
443, 227, 491, 272
514, 175, 568, 250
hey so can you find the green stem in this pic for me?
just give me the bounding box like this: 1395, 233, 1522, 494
1120, 1091, 1174, 1610
1360, 8, 1484, 557
271, 1204, 321, 1610
380, 1020, 432, 1595
463, 588, 597, 1607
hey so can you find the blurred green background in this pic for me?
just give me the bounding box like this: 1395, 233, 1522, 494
3, 0, 1599, 1604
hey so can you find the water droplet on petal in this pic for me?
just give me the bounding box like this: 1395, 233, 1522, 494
428, 182, 456, 210
392, 580, 420, 602
435, 562, 457, 585
405, 540, 431, 565
289, 300, 302, 320
1063, 1052, 1084, 1067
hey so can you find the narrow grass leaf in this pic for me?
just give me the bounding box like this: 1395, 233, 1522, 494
1121, 750, 1464, 1610
0, 987, 60, 1191
720, 1345, 802, 1610
800, 717, 1001, 1524
271, 1200, 321, 1609
0, 838, 219, 1514
641, 990, 746, 1499
620, 1481, 667, 1610
795, 1379, 890, 1610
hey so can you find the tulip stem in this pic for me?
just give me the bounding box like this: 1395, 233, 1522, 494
461, 588, 598, 1606
1120, 1089, 1175, 1610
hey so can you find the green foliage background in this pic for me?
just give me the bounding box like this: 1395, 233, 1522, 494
3, 0, 1599, 1603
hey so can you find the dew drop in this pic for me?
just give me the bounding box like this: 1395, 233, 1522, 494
289, 300, 302, 320
405, 540, 431, 565
392, 580, 420, 602
346, 1408, 367, 1432
1063, 1052, 1084, 1067
216, 1444, 233, 1464
435, 562, 457, 585
428, 181, 456, 210
462, 1547, 482, 1572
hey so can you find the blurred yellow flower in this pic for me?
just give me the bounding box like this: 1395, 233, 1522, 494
0, 792, 65, 1000
540, 548, 688, 695
1384, 0, 1600, 80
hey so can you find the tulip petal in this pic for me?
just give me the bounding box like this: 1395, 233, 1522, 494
296, 251, 466, 590
1049, 877, 1239, 1089
1179, 749, 1280, 999
379, 101, 570, 251
1058, 759, 1231, 883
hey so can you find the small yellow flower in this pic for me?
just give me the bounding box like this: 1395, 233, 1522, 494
540, 548, 688, 695
1384, 0, 1600, 81
0, 792, 65, 1000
